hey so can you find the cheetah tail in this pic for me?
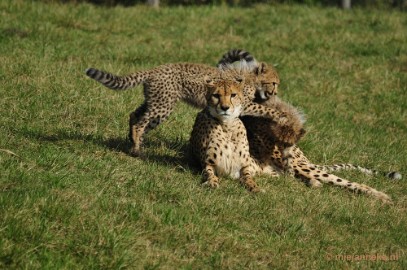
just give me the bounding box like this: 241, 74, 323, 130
217, 49, 259, 72
295, 164, 392, 203
85, 68, 147, 91
314, 164, 402, 180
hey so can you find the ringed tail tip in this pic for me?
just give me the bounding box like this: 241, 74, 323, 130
387, 171, 402, 180
85, 68, 96, 77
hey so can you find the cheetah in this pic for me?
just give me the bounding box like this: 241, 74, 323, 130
85, 55, 284, 156
242, 96, 401, 203
217, 49, 280, 99
190, 76, 280, 192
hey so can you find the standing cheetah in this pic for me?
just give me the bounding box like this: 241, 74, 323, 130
190, 77, 280, 192
86, 58, 284, 156
242, 96, 401, 203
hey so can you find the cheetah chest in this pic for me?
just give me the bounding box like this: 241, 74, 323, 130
208, 121, 250, 179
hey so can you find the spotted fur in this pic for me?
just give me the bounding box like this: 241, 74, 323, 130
86, 59, 286, 156
217, 49, 280, 100
243, 97, 399, 203
190, 77, 279, 192
314, 164, 401, 180
217, 49, 280, 101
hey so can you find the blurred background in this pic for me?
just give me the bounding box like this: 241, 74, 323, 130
37, 0, 407, 9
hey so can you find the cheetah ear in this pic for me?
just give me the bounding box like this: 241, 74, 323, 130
254, 62, 268, 75
235, 75, 244, 84
204, 75, 215, 87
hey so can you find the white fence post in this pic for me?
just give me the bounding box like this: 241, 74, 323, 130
342, 0, 351, 9
147, 0, 160, 7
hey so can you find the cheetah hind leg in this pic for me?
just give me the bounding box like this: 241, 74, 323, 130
282, 147, 322, 188
129, 106, 150, 157
129, 103, 176, 157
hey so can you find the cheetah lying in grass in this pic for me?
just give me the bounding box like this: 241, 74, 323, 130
242, 96, 401, 203
190, 77, 280, 192
219, 50, 401, 198
190, 74, 400, 202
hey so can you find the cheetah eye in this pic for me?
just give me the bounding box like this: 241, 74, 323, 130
231, 93, 237, 98
212, 94, 220, 99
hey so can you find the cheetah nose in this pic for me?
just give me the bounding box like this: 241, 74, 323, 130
220, 105, 230, 111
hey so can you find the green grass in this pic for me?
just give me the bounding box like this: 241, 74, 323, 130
1, 0, 406, 269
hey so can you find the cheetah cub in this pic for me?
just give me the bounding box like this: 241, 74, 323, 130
190, 77, 279, 192
243, 97, 401, 203
85, 59, 284, 157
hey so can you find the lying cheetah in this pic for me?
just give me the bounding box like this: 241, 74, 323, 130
86, 55, 284, 156
242, 96, 401, 203
190, 77, 280, 192
219, 50, 401, 179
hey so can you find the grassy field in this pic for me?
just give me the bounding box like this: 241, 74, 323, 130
1, 0, 406, 269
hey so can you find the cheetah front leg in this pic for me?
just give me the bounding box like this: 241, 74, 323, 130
242, 101, 287, 125
239, 166, 261, 193
202, 164, 220, 188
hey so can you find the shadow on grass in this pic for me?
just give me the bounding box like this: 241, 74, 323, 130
20, 127, 201, 173
20, 128, 129, 153
138, 133, 202, 173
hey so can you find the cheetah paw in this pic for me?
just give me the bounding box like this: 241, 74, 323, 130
129, 147, 141, 157
309, 179, 323, 188
202, 180, 219, 189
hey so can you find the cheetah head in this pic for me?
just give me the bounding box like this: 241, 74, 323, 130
205, 76, 245, 122
253, 62, 280, 100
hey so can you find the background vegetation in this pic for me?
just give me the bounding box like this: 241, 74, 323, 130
1, 0, 406, 268
37, 0, 407, 9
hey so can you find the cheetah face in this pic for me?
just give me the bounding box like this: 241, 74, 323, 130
205, 77, 244, 122
254, 62, 280, 100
